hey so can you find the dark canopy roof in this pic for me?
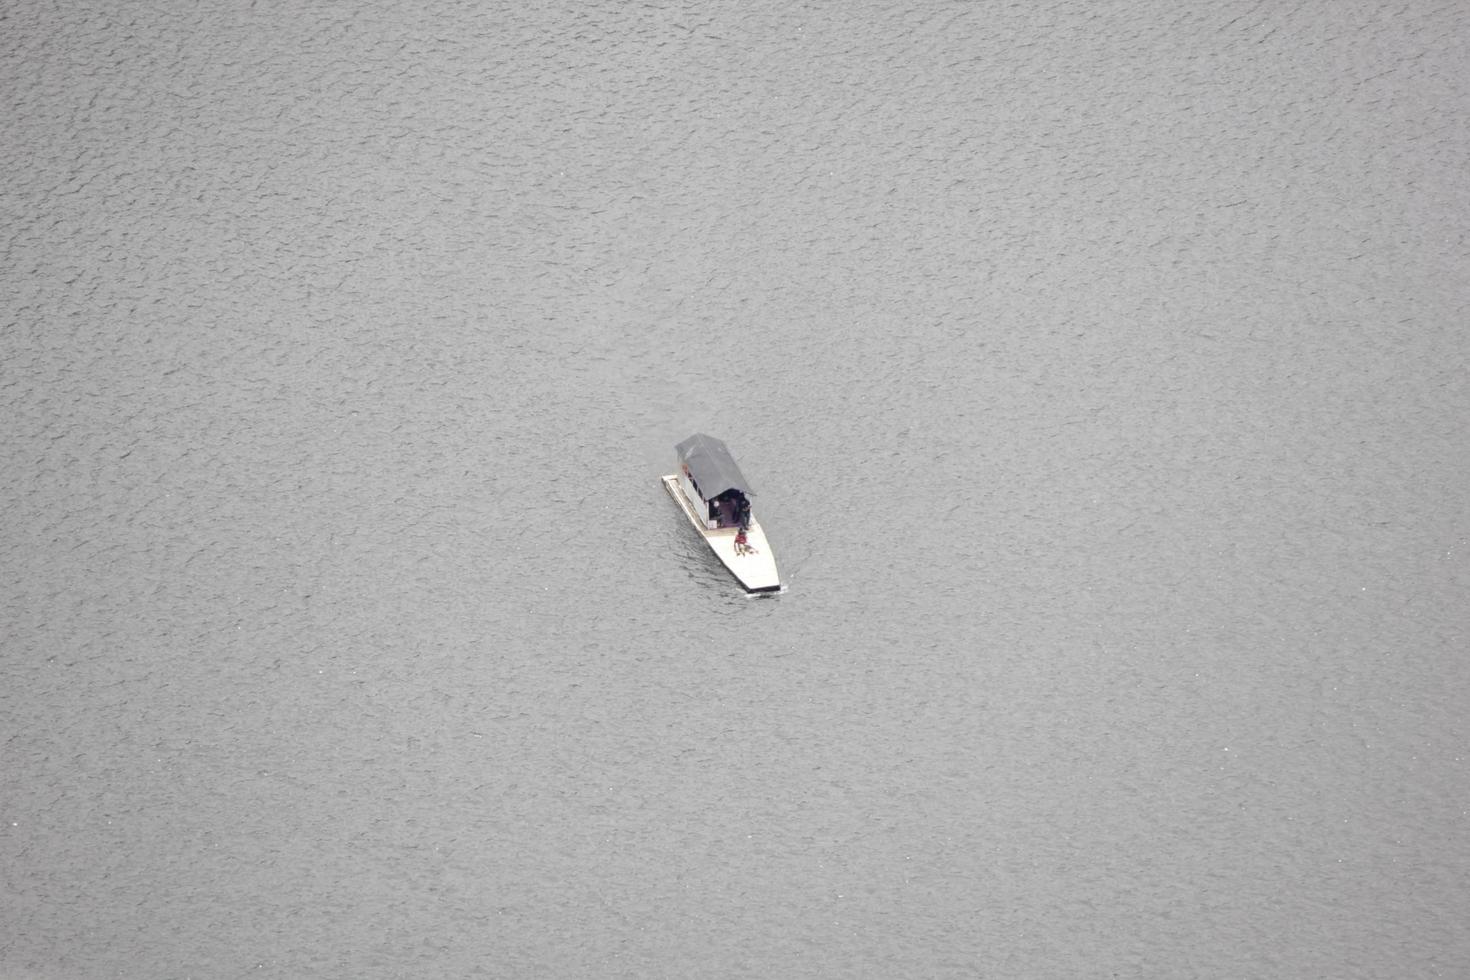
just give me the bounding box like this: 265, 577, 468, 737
676, 433, 755, 500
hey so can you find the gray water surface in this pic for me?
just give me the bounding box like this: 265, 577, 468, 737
4, 2, 1468, 977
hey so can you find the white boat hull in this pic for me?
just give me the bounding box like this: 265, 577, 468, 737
662, 474, 781, 593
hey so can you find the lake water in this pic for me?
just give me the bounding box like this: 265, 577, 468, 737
3, 1, 1467, 977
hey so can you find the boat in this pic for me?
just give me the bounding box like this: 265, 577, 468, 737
662, 433, 781, 594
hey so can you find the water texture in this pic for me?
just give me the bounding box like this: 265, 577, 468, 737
3, 1, 1468, 977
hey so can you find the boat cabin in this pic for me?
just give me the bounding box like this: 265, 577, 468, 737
675, 433, 755, 530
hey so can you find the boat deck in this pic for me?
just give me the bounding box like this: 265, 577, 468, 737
662, 474, 781, 593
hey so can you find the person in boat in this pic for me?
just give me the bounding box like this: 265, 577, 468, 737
717, 490, 741, 528
734, 527, 756, 555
